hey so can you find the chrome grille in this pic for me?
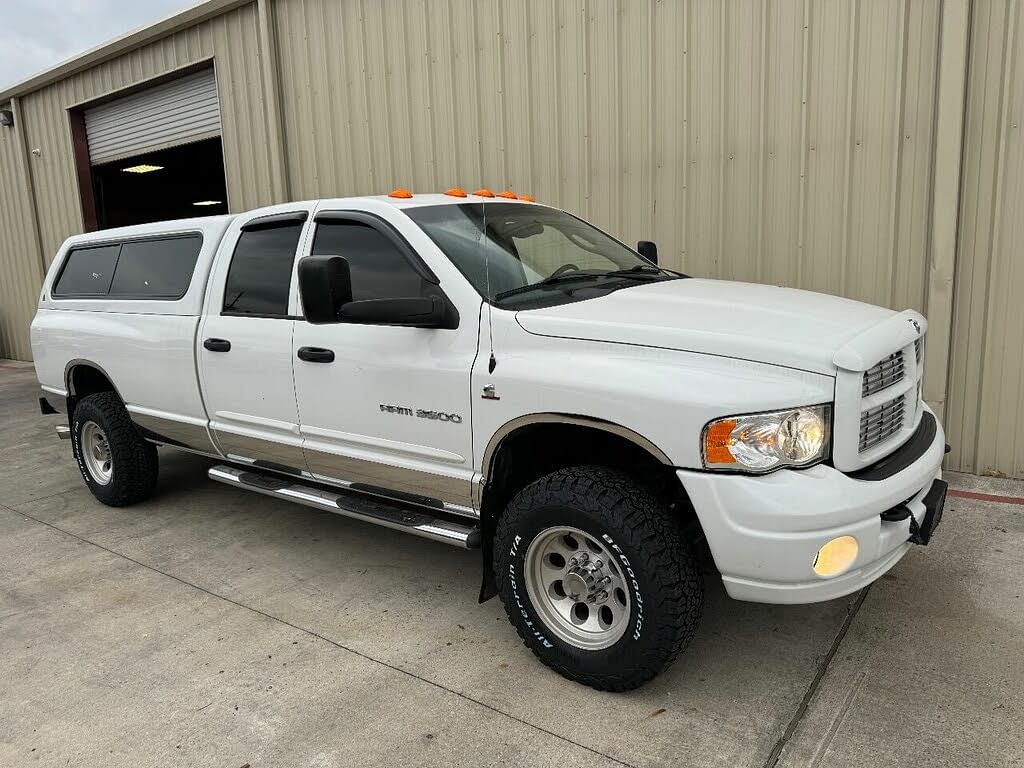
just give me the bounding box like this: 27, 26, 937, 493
859, 394, 906, 452
861, 352, 905, 397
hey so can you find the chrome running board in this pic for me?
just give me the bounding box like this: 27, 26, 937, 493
56, 425, 71, 440
207, 464, 480, 549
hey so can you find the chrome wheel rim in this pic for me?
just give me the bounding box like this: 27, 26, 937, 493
524, 526, 631, 650
80, 421, 113, 485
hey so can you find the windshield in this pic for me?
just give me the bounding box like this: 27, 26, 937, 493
405, 203, 676, 308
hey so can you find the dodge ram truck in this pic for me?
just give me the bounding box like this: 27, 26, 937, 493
31, 188, 947, 690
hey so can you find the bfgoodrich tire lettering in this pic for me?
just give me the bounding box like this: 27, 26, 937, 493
494, 466, 704, 691
71, 392, 159, 507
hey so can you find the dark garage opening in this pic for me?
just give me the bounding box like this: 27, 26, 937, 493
91, 137, 229, 229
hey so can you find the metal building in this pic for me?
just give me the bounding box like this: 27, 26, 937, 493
0, 0, 1021, 479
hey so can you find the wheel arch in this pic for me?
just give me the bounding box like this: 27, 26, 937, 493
481, 413, 673, 484
64, 359, 124, 413
477, 413, 699, 603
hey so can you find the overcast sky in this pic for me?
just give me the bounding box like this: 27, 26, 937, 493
1, 0, 201, 92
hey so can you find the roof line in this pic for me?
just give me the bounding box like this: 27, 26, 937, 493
0, 0, 254, 103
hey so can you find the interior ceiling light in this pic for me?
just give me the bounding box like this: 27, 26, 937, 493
193, 200, 223, 206
122, 164, 164, 174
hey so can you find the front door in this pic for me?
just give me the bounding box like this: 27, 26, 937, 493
290, 211, 478, 511
198, 209, 311, 470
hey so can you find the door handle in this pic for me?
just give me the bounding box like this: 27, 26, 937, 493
297, 346, 335, 363
203, 338, 231, 352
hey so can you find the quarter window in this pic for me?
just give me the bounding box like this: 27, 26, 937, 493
223, 221, 304, 316
52, 236, 204, 299
311, 221, 426, 301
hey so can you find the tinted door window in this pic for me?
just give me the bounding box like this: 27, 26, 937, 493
223, 222, 304, 315
312, 221, 425, 301
52, 245, 120, 297
109, 235, 203, 298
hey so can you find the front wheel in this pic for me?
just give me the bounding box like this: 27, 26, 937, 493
494, 466, 704, 691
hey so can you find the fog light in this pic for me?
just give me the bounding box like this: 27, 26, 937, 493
813, 536, 858, 577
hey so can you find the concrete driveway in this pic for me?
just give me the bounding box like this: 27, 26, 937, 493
1, 359, 1021, 768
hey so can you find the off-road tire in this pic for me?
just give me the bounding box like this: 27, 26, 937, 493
494, 466, 704, 691
71, 392, 159, 506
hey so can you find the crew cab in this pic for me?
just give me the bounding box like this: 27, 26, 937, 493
31, 189, 947, 690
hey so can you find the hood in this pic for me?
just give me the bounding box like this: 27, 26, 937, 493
514, 278, 897, 375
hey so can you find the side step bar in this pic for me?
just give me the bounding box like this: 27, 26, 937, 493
207, 465, 480, 549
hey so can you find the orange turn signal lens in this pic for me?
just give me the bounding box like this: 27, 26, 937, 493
473, 188, 494, 197
497, 190, 517, 199
517, 194, 535, 202
703, 419, 737, 465
444, 187, 467, 197
388, 188, 413, 199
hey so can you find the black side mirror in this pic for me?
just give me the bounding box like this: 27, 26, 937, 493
637, 241, 658, 265
340, 296, 448, 328
299, 255, 353, 324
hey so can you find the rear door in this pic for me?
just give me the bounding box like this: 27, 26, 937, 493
197, 207, 313, 470
290, 209, 479, 512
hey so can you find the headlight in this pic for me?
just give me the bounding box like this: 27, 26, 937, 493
702, 405, 831, 473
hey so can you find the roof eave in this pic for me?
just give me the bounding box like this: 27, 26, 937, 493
0, 0, 253, 104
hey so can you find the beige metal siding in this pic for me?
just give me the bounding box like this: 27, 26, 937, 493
272, 0, 940, 316
17, 2, 276, 268
0, 104, 45, 361
946, 0, 1024, 478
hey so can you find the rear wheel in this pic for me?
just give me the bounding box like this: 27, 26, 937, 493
494, 466, 704, 691
72, 392, 159, 506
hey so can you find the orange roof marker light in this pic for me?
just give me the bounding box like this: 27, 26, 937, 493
444, 187, 467, 197
497, 190, 517, 199
388, 188, 413, 199
517, 194, 535, 202
472, 188, 494, 197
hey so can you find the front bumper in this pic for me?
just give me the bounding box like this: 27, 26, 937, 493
678, 406, 946, 604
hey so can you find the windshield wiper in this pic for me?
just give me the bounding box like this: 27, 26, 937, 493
608, 264, 689, 278
493, 265, 681, 302
493, 270, 608, 301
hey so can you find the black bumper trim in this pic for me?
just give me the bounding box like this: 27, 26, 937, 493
908, 479, 947, 545
848, 412, 937, 482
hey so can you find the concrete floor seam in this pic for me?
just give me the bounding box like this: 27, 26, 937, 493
760, 587, 871, 768
2, 504, 642, 768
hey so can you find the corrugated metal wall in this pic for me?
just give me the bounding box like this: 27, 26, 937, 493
0, 0, 1022, 476
0, 106, 45, 362
946, 0, 1024, 478
272, 0, 940, 316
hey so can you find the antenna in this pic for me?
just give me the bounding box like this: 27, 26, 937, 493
481, 199, 496, 373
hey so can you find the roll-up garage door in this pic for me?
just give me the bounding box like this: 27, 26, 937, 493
84, 69, 221, 165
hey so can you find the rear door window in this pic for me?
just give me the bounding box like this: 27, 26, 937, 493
109, 235, 202, 298
223, 220, 305, 316
52, 245, 120, 297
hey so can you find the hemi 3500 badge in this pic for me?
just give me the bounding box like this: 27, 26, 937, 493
379, 404, 463, 423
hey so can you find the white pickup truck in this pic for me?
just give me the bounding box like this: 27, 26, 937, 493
31, 189, 947, 690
